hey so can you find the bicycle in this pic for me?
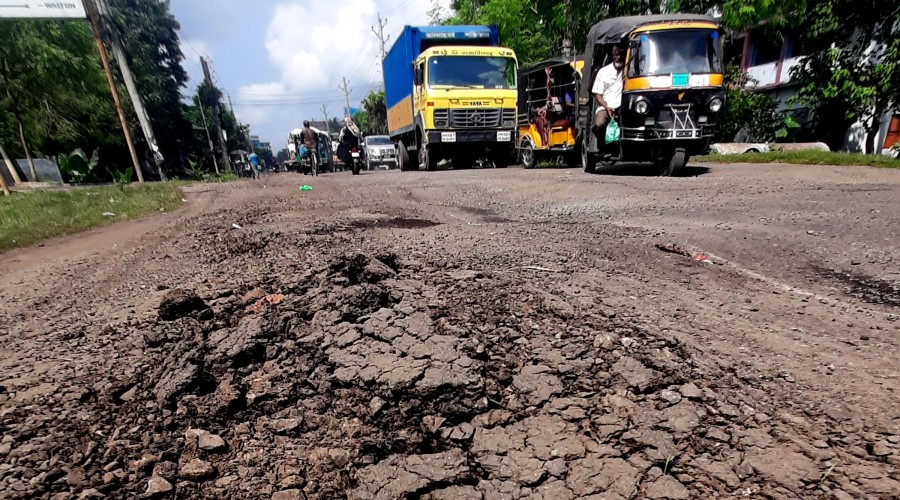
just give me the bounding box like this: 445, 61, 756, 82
301, 146, 319, 176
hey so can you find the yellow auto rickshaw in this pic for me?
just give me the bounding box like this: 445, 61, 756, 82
517, 57, 584, 169
576, 14, 725, 175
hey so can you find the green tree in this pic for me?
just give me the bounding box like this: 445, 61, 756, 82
361, 90, 388, 135
716, 65, 779, 142
352, 110, 371, 136
446, 0, 669, 65
790, 0, 900, 152
677, 0, 899, 152
0, 20, 120, 175
107, 0, 194, 174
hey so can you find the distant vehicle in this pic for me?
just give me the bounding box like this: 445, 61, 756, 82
287, 126, 337, 173
517, 57, 583, 169
364, 135, 396, 170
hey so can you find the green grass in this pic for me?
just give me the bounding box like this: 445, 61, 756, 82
0, 182, 184, 251
695, 150, 900, 168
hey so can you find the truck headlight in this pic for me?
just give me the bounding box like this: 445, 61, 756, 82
634, 99, 649, 115
708, 97, 723, 113
435, 120, 448, 127
502, 119, 515, 127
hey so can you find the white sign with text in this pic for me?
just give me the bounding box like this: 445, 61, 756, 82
0, 1, 86, 19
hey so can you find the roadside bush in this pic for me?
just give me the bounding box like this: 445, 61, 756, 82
716, 65, 779, 143
57, 148, 100, 184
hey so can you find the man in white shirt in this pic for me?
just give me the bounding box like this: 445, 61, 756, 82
592, 45, 625, 134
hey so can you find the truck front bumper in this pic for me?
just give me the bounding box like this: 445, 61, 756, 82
426, 129, 515, 144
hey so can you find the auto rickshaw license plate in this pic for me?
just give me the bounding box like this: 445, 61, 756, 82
673, 73, 689, 87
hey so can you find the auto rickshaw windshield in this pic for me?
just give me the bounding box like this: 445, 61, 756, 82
628, 29, 722, 77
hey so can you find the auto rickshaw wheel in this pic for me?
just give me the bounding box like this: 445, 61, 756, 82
660, 147, 688, 177
521, 139, 536, 169
581, 141, 597, 174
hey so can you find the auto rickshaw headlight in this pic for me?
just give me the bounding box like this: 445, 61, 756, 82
708, 97, 723, 113
634, 99, 649, 115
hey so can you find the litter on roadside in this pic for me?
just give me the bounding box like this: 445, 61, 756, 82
299, 185, 313, 191
655, 243, 690, 257
102, 212, 116, 217
657, 243, 715, 264
232, 223, 242, 229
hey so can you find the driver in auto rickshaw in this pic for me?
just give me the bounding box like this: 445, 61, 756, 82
591, 44, 626, 145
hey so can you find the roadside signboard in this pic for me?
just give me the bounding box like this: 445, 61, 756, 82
0, 0, 87, 19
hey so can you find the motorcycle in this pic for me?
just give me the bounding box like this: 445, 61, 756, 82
350, 147, 361, 175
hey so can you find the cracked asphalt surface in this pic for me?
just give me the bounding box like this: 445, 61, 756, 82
1, 162, 898, 499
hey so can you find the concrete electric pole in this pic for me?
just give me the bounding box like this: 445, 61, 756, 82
85, 0, 143, 182
94, 0, 165, 180
339, 77, 352, 119
321, 104, 330, 134
201, 56, 233, 173
372, 14, 389, 61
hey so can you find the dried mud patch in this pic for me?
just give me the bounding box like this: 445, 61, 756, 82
3, 251, 898, 499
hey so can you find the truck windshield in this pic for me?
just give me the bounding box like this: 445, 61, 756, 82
428, 56, 517, 89
629, 29, 722, 77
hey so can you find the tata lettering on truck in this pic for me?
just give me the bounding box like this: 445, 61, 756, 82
383, 25, 518, 170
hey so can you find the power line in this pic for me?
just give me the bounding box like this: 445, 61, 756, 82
236, 83, 382, 99
232, 92, 376, 107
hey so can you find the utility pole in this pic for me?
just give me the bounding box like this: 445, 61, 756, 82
372, 13, 389, 61
0, 166, 8, 195
197, 104, 219, 175
339, 77, 352, 119
0, 142, 22, 185
85, 0, 144, 182
201, 56, 233, 173
321, 104, 330, 134
229, 93, 253, 152
95, 0, 166, 180
0, 143, 9, 195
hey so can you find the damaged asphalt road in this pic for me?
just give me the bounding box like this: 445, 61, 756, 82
1, 163, 899, 498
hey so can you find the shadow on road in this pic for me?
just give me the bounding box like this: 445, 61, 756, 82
592, 162, 711, 177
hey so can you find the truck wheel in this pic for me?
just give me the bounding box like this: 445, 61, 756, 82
581, 141, 597, 174
521, 139, 536, 169
660, 147, 687, 177
420, 145, 438, 171
397, 142, 410, 171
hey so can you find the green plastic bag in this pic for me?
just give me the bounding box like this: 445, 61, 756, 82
605, 118, 620, 144
299, 185, 313, 191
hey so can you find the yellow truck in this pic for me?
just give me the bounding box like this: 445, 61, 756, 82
383, 26, 518, 170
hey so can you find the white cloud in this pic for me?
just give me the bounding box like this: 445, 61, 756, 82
235, 0, 450, 144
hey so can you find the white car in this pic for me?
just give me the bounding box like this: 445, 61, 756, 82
364, 136, 397, 170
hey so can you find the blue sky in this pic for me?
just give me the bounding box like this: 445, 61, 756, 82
171, 0, 448, 147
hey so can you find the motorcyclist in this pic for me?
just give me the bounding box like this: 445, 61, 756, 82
337, 117, 360, 167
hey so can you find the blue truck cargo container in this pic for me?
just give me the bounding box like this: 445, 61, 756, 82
382, 25, 518, 170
